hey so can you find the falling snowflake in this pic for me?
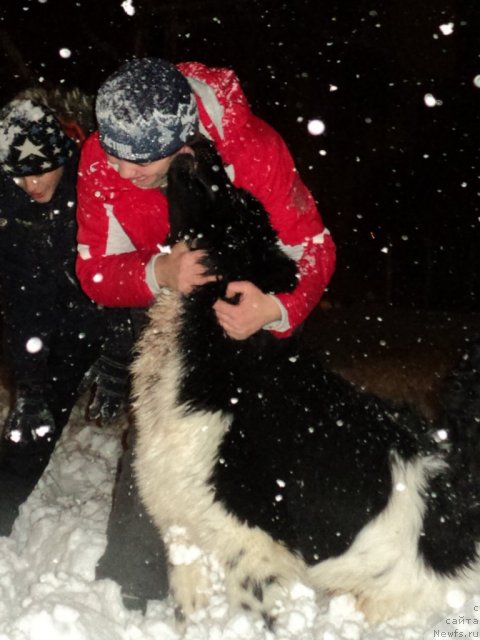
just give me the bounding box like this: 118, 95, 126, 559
59, 48, 72, 59
433, 429, 449, 442
424, 93, 442, 107
307, 119, 326, 136
439, 23, 454, 36
445, 589, 466, 609
121, 0, 135, 15
25, 337, 43, 353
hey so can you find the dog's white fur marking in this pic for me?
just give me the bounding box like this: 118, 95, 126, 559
133, 290, 304, 619
309, 455, 480, 621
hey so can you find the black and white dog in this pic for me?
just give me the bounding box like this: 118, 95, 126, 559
132, 137, 480, 626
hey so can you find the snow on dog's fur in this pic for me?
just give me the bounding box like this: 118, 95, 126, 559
132, 137, 480, 627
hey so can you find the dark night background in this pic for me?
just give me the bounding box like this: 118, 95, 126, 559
1, 0, 479, 312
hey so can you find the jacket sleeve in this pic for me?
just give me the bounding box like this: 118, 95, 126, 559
75, 135, 157, 307
224, 117, 336, 337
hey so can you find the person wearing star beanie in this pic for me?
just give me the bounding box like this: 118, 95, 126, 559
76, 57, 336, 610
0, 98, 135, 535
0, 99, 76, 179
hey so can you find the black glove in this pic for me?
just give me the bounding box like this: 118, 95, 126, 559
3, 388, 56, 445
86, 355, 130, 423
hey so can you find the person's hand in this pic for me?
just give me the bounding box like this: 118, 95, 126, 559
154, 242, 216, 293
213, 281, 282, 340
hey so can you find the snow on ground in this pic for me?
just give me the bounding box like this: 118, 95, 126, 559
0, 394, 474, 640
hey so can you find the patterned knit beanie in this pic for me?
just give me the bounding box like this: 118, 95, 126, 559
96, 57, 199, 162
0, 99, 75, 176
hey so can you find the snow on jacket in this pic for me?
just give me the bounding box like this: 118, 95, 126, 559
76, 62, 336, 336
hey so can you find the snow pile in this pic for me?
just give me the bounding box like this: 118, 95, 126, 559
0, 399, 473, 639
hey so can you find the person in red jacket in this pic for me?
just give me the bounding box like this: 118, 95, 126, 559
76, 57, 335, 610
77, 58, 335, 340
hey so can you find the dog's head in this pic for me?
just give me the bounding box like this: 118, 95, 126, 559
166, 137, 234, 249
166, 136, 298, 296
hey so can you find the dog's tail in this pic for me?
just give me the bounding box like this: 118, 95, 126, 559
435, 336, 480, 475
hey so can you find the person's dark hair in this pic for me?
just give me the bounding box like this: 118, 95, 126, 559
17, 86, 95, 144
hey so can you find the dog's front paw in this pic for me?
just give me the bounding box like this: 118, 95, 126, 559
224, 551, 293, 630
356, 593, 401, 624
169, 559, 211, 625
165, 527, 212, 627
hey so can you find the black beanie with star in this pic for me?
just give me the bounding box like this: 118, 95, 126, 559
0, 99, 75, 177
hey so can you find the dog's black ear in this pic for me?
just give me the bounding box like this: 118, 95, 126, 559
188, 136, 220, 169
166, 150, 212, 245
189, 137, 235, 202
167, 137, 235, 247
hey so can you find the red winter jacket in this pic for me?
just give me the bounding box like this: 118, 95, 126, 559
76, 62, 335, 337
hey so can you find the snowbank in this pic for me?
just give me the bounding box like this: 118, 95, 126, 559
0, 397, 473, 640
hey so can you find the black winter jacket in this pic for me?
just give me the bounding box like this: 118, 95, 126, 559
0, 152, 116, 389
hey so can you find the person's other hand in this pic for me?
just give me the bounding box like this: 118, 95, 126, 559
213, 281, 281, 340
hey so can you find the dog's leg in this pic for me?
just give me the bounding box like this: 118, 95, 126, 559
164, 525, 213, 625
163, 513, 305, 628
214, 520, 304, 628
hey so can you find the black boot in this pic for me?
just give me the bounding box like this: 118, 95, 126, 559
3, 388, 56, 446
84, 355, 130, 424
0, 388, 58, 527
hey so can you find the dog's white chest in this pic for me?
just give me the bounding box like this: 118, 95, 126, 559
132, 291, 231, 531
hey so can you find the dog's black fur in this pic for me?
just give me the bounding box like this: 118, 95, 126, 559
134, 136, 480, 624
166, 143, 299, 413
